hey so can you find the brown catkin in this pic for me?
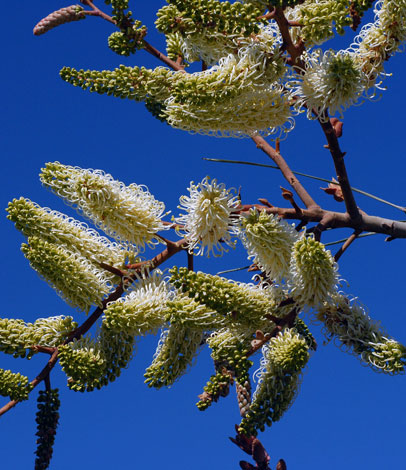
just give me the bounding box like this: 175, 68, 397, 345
33, 5, 85, 36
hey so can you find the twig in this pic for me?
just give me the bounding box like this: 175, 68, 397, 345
273, 7, 305, 68
334, 230, 362, 261
251, 136, 320, 210
204, 158, 406, 213
319, 117, 360, 221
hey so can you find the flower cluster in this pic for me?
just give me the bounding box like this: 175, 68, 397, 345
103, 272, 171, 335
22, 236, 111, 313
59, 325, 135, 392
61, 27, 294, 138
144, 325, 204, 389
169, 267, 284, 330
34, 389, 60, 470
0, 368, 32, 401
289, 235, 338, 308
7, 197, 127, 283
349, 0, 406, 85
285, 0, 353, 46
197, 328, 253, 413
239, 209, 299, 280
0, 315, 77, 358
317, 294, 406, 374
108, 20, 147, 56
176, 177, 240, 256
293, 49, 367, 118
239, 329, 309, 436
40, 162, 168, 249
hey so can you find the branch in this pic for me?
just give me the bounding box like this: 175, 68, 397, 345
273, 7, 305, 68
251, 136, 320, 210
319, 117, 360, 221
334, 230, 362, 262
204, 158, 406, 214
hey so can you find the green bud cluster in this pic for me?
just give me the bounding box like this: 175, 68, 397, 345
0, 368, 32, 401
7, 197, 127, 285
40, 162, 167, 249
292, 317, 317, 351
104, 0, 132, 28
0, 315, 77, 358
169, 267, 281, 329
144, 97, 168, 123
318, 294, 406, 374
239, 329, 309, 435
60, 64, 174, 102
59, 325, 135, 392
34, 389, 60, 470
165, 32, 186, 62
108, 20, 147, 56
22, 236, 111, 313
144, 325, 204, 389
197, 370, 233, 410
156, 0, 266, 37
197, 328, 253, 411
286, 0, 354, 45
59, 338, 106, 392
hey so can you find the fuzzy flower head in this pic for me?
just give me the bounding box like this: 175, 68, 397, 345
175, 177, 240, 257
289, 235, 338, 309
240, 209, 299, 281
40, 162, 168, 250
294, 49, 366, 119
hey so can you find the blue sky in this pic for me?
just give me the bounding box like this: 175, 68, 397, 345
1, 2, 405, 469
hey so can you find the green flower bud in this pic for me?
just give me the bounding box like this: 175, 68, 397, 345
0, 368, 32, 401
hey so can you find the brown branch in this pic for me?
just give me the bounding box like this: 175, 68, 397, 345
319, 117, 360, 222
251, 136, 320, 210
334, 230, 362, 262
238, 204, 406, 239
143, 41, 185, 72
273, 7, 305, 68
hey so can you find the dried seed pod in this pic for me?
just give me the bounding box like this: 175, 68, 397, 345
33, 6, 85, 36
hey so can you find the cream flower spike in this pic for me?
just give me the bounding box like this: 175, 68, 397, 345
240, 209, 299, 281
175, 176, 240, 257
40, 162, 168, 250
289, 234, 339, 309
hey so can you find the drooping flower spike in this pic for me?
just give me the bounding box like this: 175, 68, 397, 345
40, 162, 168, 250
239, 209, 299, 281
